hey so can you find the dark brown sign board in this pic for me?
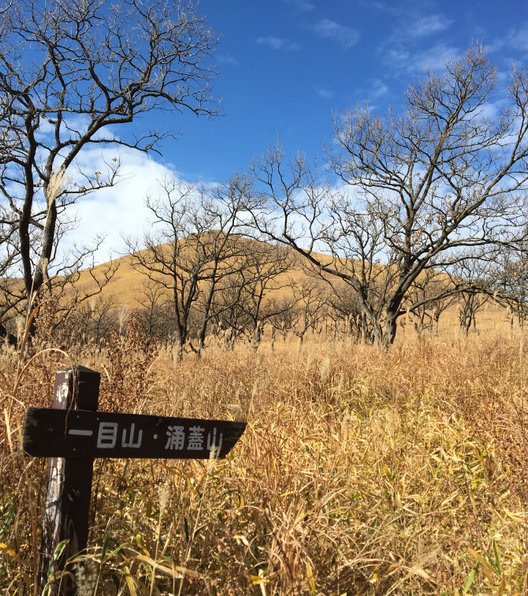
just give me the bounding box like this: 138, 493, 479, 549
24, 407, 246, 460
29, 367, 248, 596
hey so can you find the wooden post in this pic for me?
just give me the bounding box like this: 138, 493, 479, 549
22, 366, 246, 593
39, 366, 100, 595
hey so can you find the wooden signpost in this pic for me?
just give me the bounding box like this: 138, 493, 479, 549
24, 408, 245, 460
23, 366, 246, 596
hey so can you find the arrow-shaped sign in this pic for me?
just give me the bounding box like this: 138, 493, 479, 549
23, 407, 246, 459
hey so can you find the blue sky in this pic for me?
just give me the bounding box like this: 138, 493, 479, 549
149, 0, 528, 181
70, 0, 528, 257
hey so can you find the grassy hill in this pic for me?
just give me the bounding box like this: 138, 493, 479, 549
75, 240, 315, 309
72, 239, 509, 338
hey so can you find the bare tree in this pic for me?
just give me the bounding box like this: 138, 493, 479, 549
448, 254, 496, 335
133, 281, 174, 341
127, 178, 248, 356
287, 281, 328, 345
61, 296, 118, 347
458, 290, 488, 335
0, 0, 216, 329
248, 47, 528, 347
211, 241, 294, 350
325, 282, 373, 342
0, 321, 17, 347
268, 296, 298, 344
492, 241, 528, 328
406, 270, 457, 335
193, 179, 256, 352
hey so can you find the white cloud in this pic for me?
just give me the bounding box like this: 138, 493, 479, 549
354, 79, 389, 110
412, 44, 460, 72
507, 24, 528, 52
317, 86, 334, 99
256, 36, 300, 51
66, 147, 186, 262
313, 19, 360, 49
370, 79, 389, 100
477, 101, 502, 123
486, 25, 528, 61
379, 13, 454, 77
408, 14, 452, 38
384, 43, 460, 74
34, 114, 110, 144
217, 53, 240, 67
3, 122, 182, 266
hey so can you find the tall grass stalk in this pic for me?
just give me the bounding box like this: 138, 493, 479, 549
1, 330, 527, 593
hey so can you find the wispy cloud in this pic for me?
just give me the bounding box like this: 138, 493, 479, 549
385, 12, 452, 49
485, 24, 528, 55
369, 79, 389, 100
411, 44, 460, 72
256, 36, 301, 51
217, 53, 240, 67
317, 86, 334, 99
352, 79, 389, 109
408, 14, 452, 39
507, 24, 528, 52
313, 19, 360, 49
384, 43, 460, 74
282, 0, 315, 11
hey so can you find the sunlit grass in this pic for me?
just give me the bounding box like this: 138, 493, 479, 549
1, 329, 527, 594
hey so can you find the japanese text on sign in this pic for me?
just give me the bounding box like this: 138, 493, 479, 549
76, 421, 225, 452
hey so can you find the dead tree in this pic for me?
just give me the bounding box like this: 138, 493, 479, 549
248, 47, 528, 347
211, 242, 294, 350
127, 179, 248, 356
0, 0, 217, 332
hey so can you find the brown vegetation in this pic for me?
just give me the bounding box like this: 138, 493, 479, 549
1, 323, 527, 594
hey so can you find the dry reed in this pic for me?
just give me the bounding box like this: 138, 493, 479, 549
1, 329, 527, 594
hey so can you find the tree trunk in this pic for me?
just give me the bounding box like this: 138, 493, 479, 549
382, 318, 398, 348
252, 321, 262, 351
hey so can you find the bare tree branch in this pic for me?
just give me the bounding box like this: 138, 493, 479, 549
0, 0, 217, 333
247, 47, 528, 347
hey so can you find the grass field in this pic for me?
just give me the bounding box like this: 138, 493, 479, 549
1, 323, 527, 594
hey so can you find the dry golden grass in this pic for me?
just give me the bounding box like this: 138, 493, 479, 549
1, 327, 527, 594
73, 242, 310, 309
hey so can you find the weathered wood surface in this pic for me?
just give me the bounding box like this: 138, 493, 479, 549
38, 367, 100, 595
28, 365, 247, 595
24, 407, 246, 459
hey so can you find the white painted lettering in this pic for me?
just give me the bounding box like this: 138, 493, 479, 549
206, 427, 224, 453
97, 422, 118, 448
187, 426, 205, 450
121, 423, 143, 448
165, 425, 185, 450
